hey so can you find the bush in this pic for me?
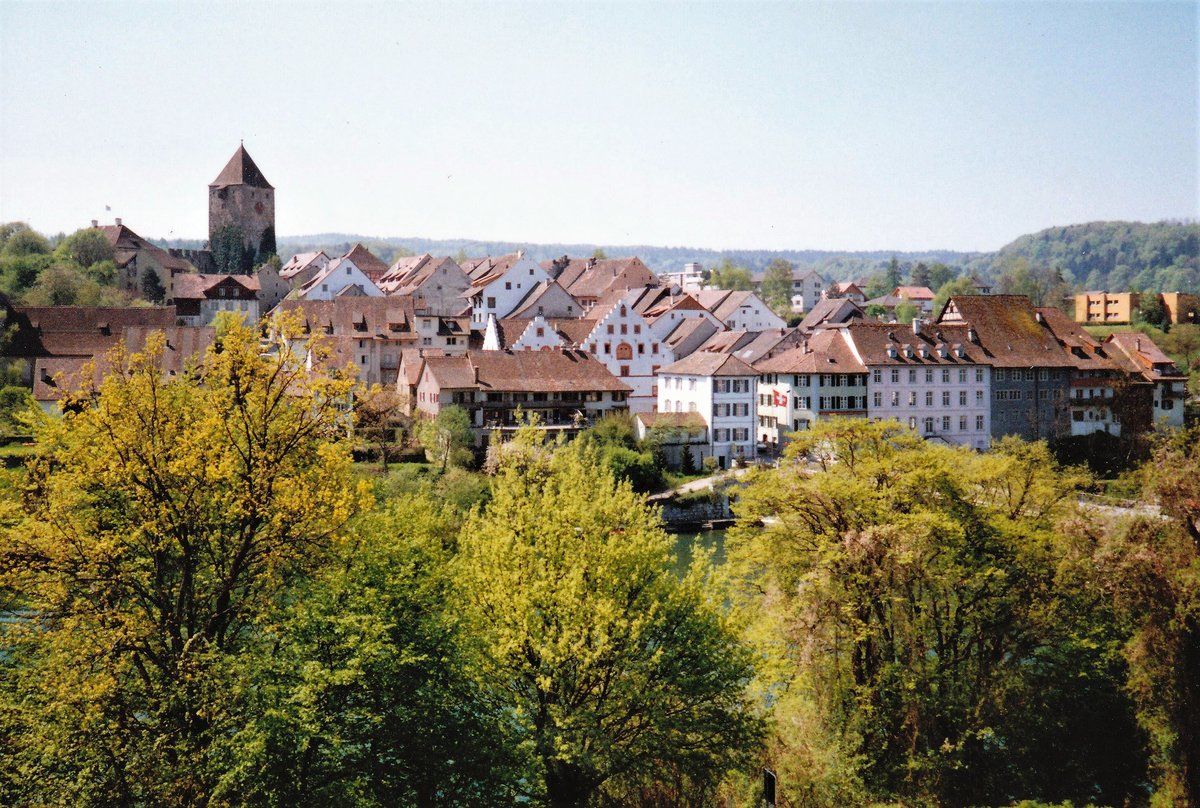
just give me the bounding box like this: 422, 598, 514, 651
601, 445, 665, 493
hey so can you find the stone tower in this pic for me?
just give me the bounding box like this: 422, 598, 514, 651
208, 144, 275, 263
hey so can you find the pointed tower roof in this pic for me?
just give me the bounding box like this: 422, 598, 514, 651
210, 144, 273, 189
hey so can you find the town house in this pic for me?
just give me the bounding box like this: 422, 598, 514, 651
414, 350, 631, 445
844, 319, 993, 450
170, 273, 260, 326
754, 328, 868, 450
656, 351, 758, 468
936, 295, 1074, 442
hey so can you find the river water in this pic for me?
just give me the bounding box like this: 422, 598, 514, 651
672, 528, 726, 575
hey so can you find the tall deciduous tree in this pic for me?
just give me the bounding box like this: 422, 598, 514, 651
215, 501, 520, 807
1136, 293, 1169, 328
417, 404, 474, 471
456, 433, 763, 806
730, 421, 1144, 806
707, 258, 754, 291
0, 322, 367, 806
761, 258, 796, 314
1096, 427, 1200, 806
58, 227, 114, 268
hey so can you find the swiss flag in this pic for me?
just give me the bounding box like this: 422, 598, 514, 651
773, 389, 788, 407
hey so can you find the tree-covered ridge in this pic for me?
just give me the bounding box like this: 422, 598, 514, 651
979, 220, 1200, 294
253, 219, 1200, 295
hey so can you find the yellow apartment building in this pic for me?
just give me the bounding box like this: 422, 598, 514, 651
1161, 292, 1200, 324
1074, 292, 1138, 324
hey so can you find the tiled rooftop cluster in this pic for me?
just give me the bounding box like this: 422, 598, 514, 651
20, 146, 1188, 457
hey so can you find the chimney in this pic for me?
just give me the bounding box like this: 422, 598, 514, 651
1035, 311, 1043, 324
90, 219, 98, 228
912, 318, 922, 337
115, 217, 122, 226
968, 327, 977, 343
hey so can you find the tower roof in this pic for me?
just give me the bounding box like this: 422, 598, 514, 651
210, 144, 273, 190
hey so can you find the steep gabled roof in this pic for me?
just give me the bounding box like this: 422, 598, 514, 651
279, 250, 329, 280
423, 350, 630, 393
1104, 332, 1186, 379
662, 317, 718, 350
542, 257, 659, 300
508, 280, 580, 319
210, 144, 273, 189
341, 244, 390, 282
96, 223, 196, 273
171, 273, 260, 301
658, 350, 757, 377
755, 329, 866, 374
937, 295, 1075, 368
798, 298, 864, 332
843, 320, 990, 367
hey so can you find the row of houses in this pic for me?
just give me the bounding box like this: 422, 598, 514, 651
7, 240, 1189, 469
398, 293, 1188, 468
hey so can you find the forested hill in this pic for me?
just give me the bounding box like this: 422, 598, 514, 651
164, 219, 1200, 293
973, 221, 1199, 293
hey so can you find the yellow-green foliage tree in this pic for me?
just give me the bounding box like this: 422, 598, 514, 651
1095, 427, 1200, 806
214, 500, 520, 807
730, 420, 1146, 806
456, 432, 763, 807
0, 323, 368, 806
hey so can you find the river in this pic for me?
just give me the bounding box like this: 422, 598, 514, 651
672, 528, 726, 575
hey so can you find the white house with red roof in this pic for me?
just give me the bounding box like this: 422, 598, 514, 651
170, 273, 261, 326
656, 351, 758, 468
467, 254, 553, 330
297, 257, 384, 301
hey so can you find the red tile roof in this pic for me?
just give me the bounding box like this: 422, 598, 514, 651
423, 350, 630, 393
341, 244, 390, 281
658, 351, 757, 377
11, 305, 178, 358
97, 224, 196, 273
171, 273, 260, 300
937, 295, 1076, 368
542, 257, 658, 301
843, 320, 991, 367
755, 329, 866, 374
1104, 332, 1186, 379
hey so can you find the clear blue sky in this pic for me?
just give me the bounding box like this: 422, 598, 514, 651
1, 1, 1196, 252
